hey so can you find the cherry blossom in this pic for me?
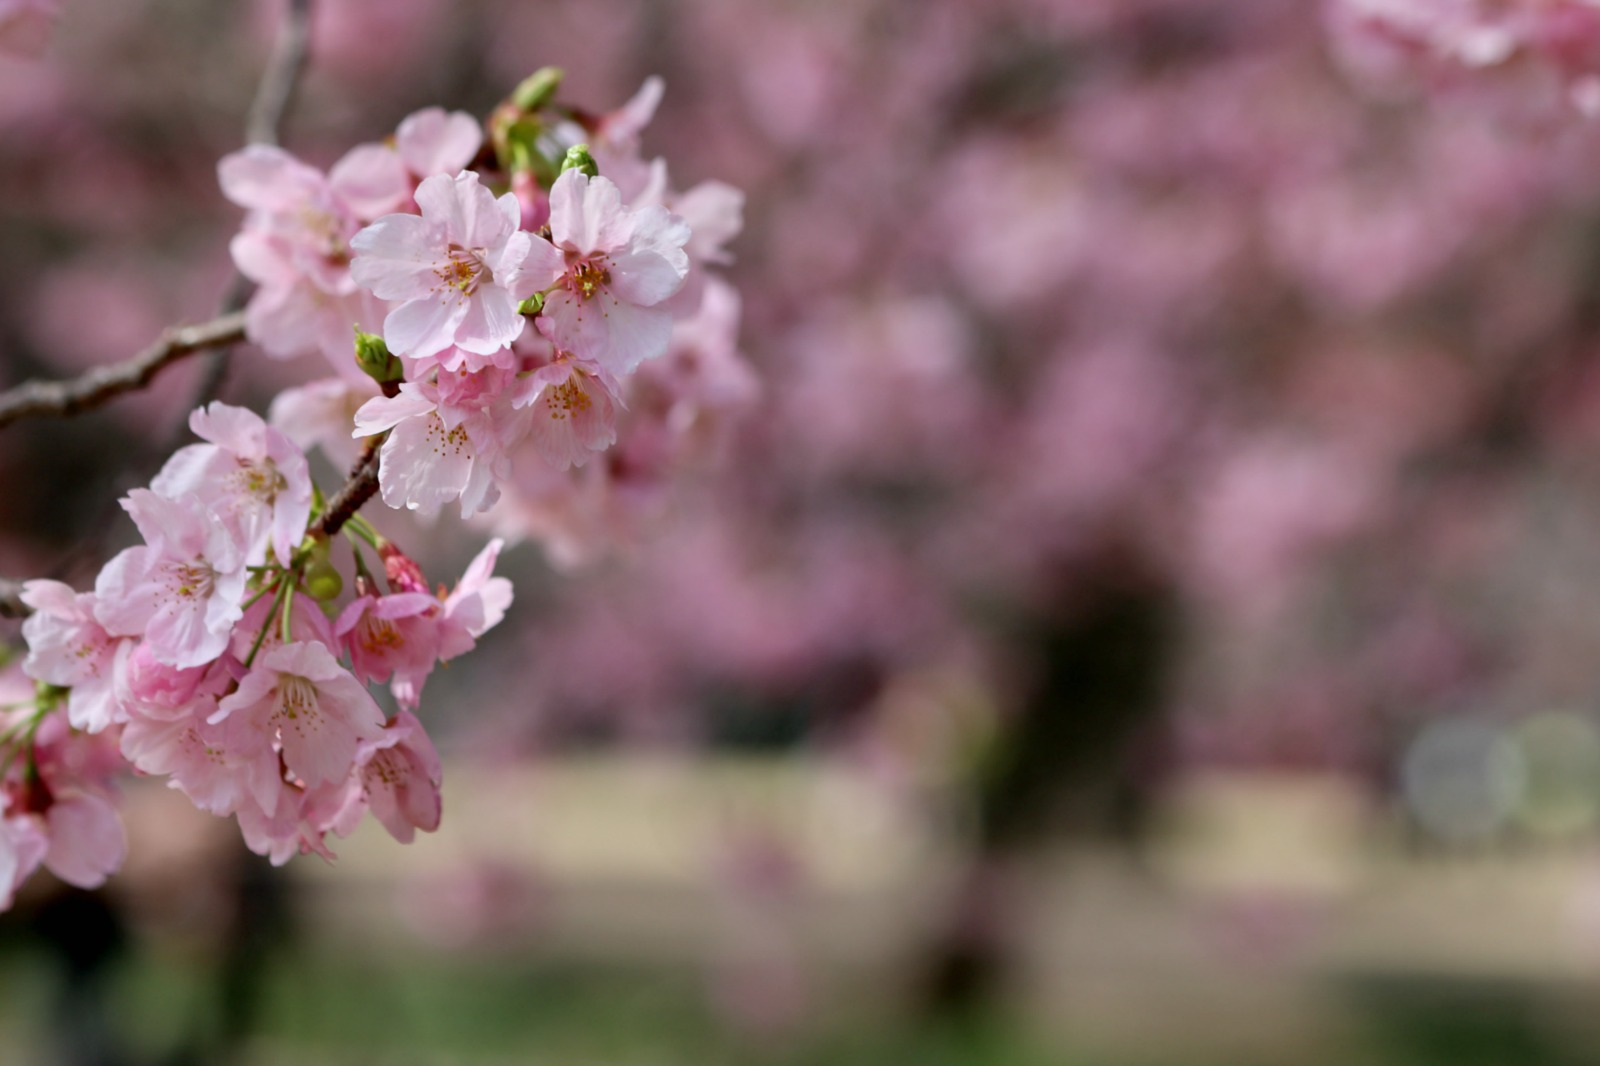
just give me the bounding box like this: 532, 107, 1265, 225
313, 711, 443, 844
352, 365, 525, 516
349, 170, 539, 359
268, 376, 382, 470
437, 537, 514, 662
221, 144, 396, 370
0, 64, 747, 913
93, 491, 248, 669
120, 708, 282, 817
211, 641, 386, 791
527, 168, 692, 375
151, 402, 313, 568
19, 580, 126, 733
334, 590, 443, 697
397, 108, 484, 180
0, 807, 47, 910
515, 353, 623, 470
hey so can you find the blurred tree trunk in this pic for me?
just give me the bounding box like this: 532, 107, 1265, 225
919, 553, 1177, 1016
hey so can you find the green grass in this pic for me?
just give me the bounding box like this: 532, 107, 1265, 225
0, 939, 1071, 1066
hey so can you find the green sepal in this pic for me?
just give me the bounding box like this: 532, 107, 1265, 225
353, 328, 403, 386
560, 143, 599, 178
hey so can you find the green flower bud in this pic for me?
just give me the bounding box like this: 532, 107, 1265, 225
353, 328, 403, 385
305, 560, 343, 602
511, 67, 564, 112
560, 144, 599, 178
302, 539, 343, 602
518, 292, 545, 316
498, 117, 556, 183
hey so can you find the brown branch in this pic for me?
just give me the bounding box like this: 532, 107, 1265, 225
0, 2, 321, 620
192, 0, 316, 413
314, 434, 385, 539
0, 312, 247, 430
2, 431, 383, 623
246, 0, 315, 148
0, 578, 27, 620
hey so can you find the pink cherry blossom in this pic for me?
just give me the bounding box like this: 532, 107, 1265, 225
0, 807, 47, 910
437, 537, 514, 662
238, 278, 389, 380
94, 491, 248, 669
10, 712, 131, 891
19, 580, 127, 733
515, 353, 623, 470
222, 144, 390, 291
210, 641, 386, 791
352, 366, 525, 516
325, 143, 411, 220
397, 108, 484, 179
349, 170, 538, 359
221, 144, 393, 370
526, 169, 692, 376
151, 402, 313, 567
120, 706, 282, 817
41, 790, 126, 890
334, 590, 442, 697
235, 782, 338, 866
114, 643, 229, 726
313, 711, 443, 844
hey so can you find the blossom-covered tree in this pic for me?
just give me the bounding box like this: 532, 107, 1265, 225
0, 1, 748, 908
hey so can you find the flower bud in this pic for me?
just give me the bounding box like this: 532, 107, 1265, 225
560, 144, 599, 178
379, 541, 431, 596
301, 539, 343, 601
511, 67, 564, 112
354, 329, 403, 386
305, 560, 343, 602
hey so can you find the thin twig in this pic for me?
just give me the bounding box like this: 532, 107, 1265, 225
175, 273, 254, 451
0, 432, 384, 623
0, 578, 26, 620
0, 312, 247, 430
246, 0, 315, 148
0, 1, 322, 622
192, 0, 316, 415
314, 434, 385, 539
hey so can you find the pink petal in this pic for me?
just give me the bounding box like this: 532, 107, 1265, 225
383, 294, 469, 359
43, 792, 126, 890
397, 108, 483, 178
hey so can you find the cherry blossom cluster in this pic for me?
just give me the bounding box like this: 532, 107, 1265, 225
0, 69, 747, 909
0, 398, 511, 907
1328, 0, 1600, 114
238, 70, 750, 542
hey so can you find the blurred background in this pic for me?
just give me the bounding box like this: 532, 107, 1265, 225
12, 0, 1600, 1062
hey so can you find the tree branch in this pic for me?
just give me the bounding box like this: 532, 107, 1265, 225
246, 0, 315, 148
314, 434, 384, 539
0, 312, 247, 430
0, 431, 384, 624
0, 578, 26, 620
192, 0, 316, 414
0, 2, 322, 621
